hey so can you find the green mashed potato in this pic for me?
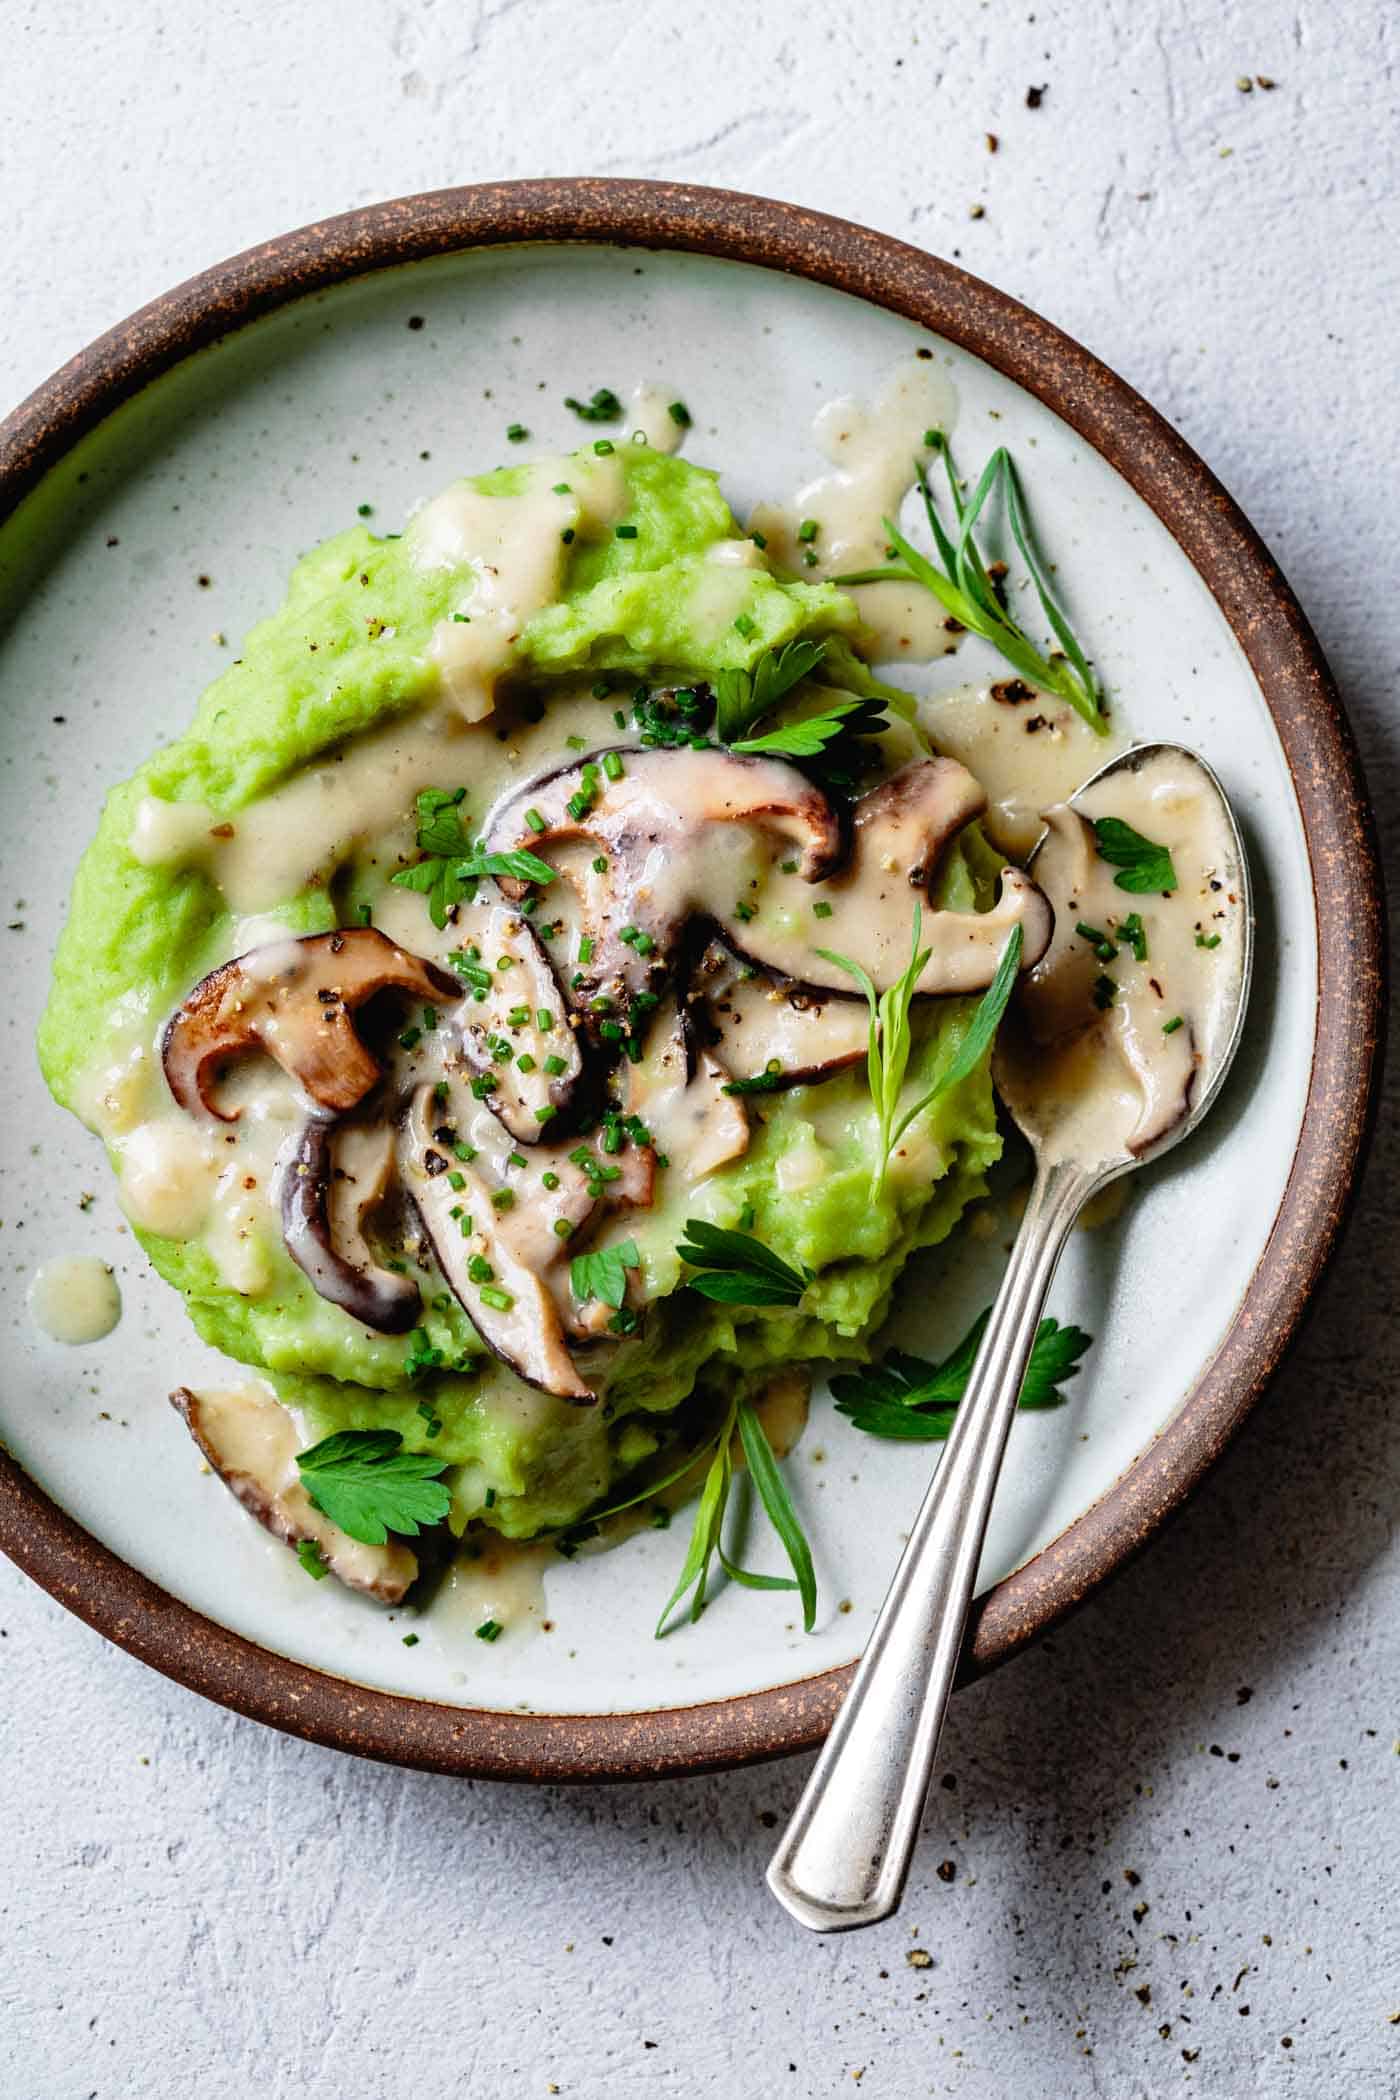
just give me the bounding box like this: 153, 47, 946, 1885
39, 443, 1004, 1545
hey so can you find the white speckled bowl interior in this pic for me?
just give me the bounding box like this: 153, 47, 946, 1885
0, 239, 1312, 1726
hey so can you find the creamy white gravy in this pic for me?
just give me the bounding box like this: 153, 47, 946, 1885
749, 355, 958, 664
996, 748, 1245, 1164
918, 680, 1126, 861
27, 1257, 121, 1344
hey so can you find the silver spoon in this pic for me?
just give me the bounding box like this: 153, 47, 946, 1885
767, 743, 1253, 1933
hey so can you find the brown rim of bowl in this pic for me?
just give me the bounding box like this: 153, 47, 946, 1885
0, 179, 1384, 1783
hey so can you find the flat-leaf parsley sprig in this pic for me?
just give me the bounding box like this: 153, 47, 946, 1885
1091, 816, 1178, 895
295, 1428, 451, 1545
677, 1219, 813, 1307
832, 1311, 1092, 1440
391, 786, 556, 928
817, 910, 1023, 1198
833, 437, 1107, 734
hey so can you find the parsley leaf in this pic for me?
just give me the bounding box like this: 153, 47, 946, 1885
570, 1238, 641, 1310
296, 1539, 330, 1581
295, 1428, 451, 1545
714, 639, 829, 742
832, 1313, 1092, 1440
818, 911, 1022, 1197
733, 697, 864, 758
1091, 817, 1178, 894
676, 1219, 813, 1306
389, 785, 556, 928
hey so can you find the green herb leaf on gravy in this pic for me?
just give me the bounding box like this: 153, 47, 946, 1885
832, 1312, 1092, 1440
1091, 817, 1179, 894
714, 638, 829, 742
570, 1238, 641, 1310
295, 1428, 451, 1546
296, 1539, 330, 1581
676, 1219, 813, 1307
390, 788, 556, 928
817, 913, 1022, 1197
732, 697, 864, 758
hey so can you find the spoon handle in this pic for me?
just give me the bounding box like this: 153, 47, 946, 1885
766, 1155, 1094, 1933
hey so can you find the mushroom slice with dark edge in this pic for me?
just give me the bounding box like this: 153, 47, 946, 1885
483, 746, 843, 1026
163, 928, 460, 1120
1012, 805, 1198, 1156
401, 1085, 595, 1402
626, 994, 752, 1180
720, 757, 1053, 996
687, 941, 871, 1092
451, 896, 586, 1143
171, 1384, 418, 1602
281, 1118, 421, 1334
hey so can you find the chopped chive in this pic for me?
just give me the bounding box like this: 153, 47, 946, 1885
544, 1053, 568, 1076
355, 902, 373, 927
524, 807, 546, 834
507, 1152, 527, 1170
452, 611, 471, 623
634, 931, 656, 956
535, 1104, 558, 1124
468, 1254, 494, 1284
552, 481, 572, 494
797, 518, 818, 543
1092, 974, 1117, 1010
483, 1486, 497, 1508
578, 936, 595, 964
471, 1075, 497, 1098
667, 400, 692, 427
479, 1287, 514, 1314
553, 1218, 574, 1239
357, 502, 373, 517
593, 438, 615, 456
507, 1005, 530, 1027
592, 854, 609, 874
491, 1189, 515, 1211
537, 1007, 554, 1031
453, 1141, 477, 1163
1119, 912, 1148, 962
517, 1052, 537, 1073
397, 1026, 421, 1049
813, 901, 833, 919
475, 1618, 504, 1642
1163, 1016, 1185, 1035
615, 523, 639, 540
751, 530, 767, 550
602, 751, 624, 781
733, 612, 757, 638
422, 1006, 438, 1030
448, 1170, 466, 1191
506, 422, 528, 443
542, 1170, 561, 1189
1196, 931, 1222, 949
561, 527, 575, 544
734, 899, 756, 923
599, 1019, 624, 1042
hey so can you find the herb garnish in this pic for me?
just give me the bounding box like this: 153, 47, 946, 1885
296, 1539, 330, 1581
714, 638, 829, 742
570, 1239, 641, 1310
832, 1310, 1092, 1440
564, 387, 622, 422
655, 1395, 816, 1636
1091, 817, 1178, 894
732, 697, 866, 759
818, 910, 1023, 1196
833, 437, 1106, 734
676, 1219, 813, 1307
295, 1429, 451, 1545
721, 1064, 787, 1096
391, 787, 555, 927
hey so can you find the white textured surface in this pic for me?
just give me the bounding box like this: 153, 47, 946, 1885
3, 3, 1396, 2095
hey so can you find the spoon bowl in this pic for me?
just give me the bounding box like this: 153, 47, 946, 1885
767, 741, 1253, 1934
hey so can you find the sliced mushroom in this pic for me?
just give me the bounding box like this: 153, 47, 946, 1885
281, 1118, 421, 1334
401, 1084, 594, 1402
164, 929, 460, 1120
453, 897, 587, 1143
626, 994, 752, 1180
171, 1384, 418, 1602
687, 942, 872, 1090
1013, 804, 1198, 1157
721, 758, 1053, 996
484, 746, 843, 1025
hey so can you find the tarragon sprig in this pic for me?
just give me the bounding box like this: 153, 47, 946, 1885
834, 438, 1107, 733
818, 909, 1023, 1198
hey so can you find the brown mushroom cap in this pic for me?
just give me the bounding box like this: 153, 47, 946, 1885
163, 928, 461, 1120
484, 746, 843, 1027
687, 942, 871, 1091
453, 897, 588, 1143
719, 757, 1053, 996
281, 1118, 422, 1335
171, 1384, 419, 1603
